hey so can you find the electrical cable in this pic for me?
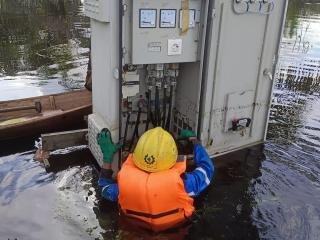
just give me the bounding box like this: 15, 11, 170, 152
145, 90, 156, 130
150, 111, 156, 126
129, 106, 142, 151
148, 88, 156, 127
165, 84, 174, 131
145, 91, 151, 131
162, 87, 167, 128
123, 112, 131, 150
155, 85, 161, 126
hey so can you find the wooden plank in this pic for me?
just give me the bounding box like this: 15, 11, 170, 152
41, 129, 88, 151
0, 105, 91, 141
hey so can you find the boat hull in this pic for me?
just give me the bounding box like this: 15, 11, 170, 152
0, 90, 92, 141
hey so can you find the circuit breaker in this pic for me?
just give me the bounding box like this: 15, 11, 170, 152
131, 0, 202, 64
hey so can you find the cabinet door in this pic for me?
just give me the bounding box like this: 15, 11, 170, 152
201, 0, 288, 155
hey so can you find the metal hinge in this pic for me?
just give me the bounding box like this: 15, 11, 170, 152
123, 3, 128, 12
212, 8, 216, 18
121, 47, 127, 59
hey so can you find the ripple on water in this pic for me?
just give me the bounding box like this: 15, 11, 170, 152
0, 151, 110, 240
251, 151, 320, 239
0, 152, 54, 205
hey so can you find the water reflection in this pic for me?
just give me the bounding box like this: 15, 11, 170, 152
0, 151, 54, 205
258, 1, 320, 239
0, 0, 90, 100
185, 146, 264, 240
0, 148, 104, 240
269, 0, 320, 145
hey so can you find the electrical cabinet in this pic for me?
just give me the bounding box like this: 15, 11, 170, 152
131, 0, 202, 64
85, 0, 289, 170
84, 0, 111, 22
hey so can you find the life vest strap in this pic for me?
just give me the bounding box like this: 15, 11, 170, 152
126, 208, 180, 219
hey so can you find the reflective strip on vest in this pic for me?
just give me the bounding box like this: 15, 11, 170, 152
126, 209, 180, 219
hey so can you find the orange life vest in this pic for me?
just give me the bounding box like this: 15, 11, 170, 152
118, 154, 195, 232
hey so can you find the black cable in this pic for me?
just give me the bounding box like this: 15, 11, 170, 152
155, 86, 160, 126
162, 87, 167, 128
123, 112, 131, 150
165, 84, 173, 131
146, 88, 156, 126
145, 91, 151, 131
150, 111, 156, 126
129, 107, 142, 151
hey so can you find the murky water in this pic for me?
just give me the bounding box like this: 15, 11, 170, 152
1, 1, 320, 239
0, 0, 90, 101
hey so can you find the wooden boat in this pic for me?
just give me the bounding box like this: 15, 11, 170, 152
0, 90, 92, 141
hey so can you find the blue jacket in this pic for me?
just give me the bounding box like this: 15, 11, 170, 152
98, 144, 214, 202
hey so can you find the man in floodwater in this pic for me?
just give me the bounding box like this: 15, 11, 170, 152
97, 127, 214, 232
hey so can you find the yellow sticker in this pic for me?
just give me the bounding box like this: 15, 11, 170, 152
181, 0, 190, 35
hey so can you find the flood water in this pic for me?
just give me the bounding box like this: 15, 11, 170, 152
1, 0, 320, 239
0, 0, 90, 101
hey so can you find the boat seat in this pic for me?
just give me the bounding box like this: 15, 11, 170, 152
0, 117, 30, 127
0, 110, 63, 127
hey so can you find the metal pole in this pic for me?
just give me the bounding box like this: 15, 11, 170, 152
118, 0, 124, 169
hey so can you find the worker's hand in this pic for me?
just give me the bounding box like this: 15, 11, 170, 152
97, 129, 121, 164
179, 129, 196, 139
179, 129, 200, 145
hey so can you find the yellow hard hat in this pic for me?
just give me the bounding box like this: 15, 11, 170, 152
133, 127, 178, 173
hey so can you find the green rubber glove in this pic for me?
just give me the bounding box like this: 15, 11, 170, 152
97, 129, 121, 164
179, 129, 196, 139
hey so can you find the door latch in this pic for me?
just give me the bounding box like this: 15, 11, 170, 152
263, 69, 273, 81
231, 118, 252, 131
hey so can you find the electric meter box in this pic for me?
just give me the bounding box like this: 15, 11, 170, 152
131, 0, 202, 64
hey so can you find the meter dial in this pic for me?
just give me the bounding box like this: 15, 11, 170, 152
179, 9, 196, 28
139, 9, 157, 28
160, 9, 177, 28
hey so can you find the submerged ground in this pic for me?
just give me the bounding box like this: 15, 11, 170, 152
0, 0, 320, 239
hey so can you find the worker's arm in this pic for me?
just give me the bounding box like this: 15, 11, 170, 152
183, 143, 214, 197
96, 129, 121, 202
98, 169, 119, 202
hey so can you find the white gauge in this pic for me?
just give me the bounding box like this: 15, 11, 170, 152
160, 9, 177, 28
179, 9, 196, 29
139, 9, 157, 28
